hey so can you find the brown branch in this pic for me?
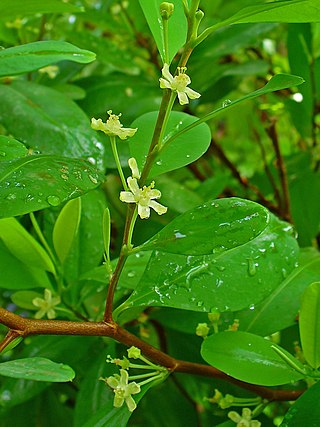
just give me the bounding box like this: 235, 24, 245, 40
0, 307, 304, 402
265, 120, 292, 222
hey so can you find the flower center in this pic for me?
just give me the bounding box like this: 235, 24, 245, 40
173, 73, 189, 91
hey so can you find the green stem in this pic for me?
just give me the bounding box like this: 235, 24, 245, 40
127, 208, 138, 250
129, 371, 159, 381
138, 372, 167, 387
158, 92, 176, 150
110, 136, 128, 190
162, 17, 169, 64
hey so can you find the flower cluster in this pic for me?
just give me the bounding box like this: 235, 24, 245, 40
207, 389, 262, 411
32, 289, 60, 320
159, 63, 201, 105
91, 110, 137, 140
228, 408, 261, 427
102, 346, 169, 412
120, 158, 167, 219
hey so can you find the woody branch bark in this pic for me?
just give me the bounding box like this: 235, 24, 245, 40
0, 307, 304, 402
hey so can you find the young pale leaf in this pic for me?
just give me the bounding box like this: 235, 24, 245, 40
0, 136, 27, 161
138, 0, 187, 63
165, 74, 304, 145
0, 217, 55, 273
140, 198, 269, 255
280, 380, 320, 427
299, 282, 320, 369
236, 248, 320, 337
53, 197, 82, 264
0, 41, 95, 77
129, 111, 211, 177
0, 357, 75, 382
201, 331, 306, 386
0, 155, 102, 218
118, 201, 299, 314
0, 0, 83, 18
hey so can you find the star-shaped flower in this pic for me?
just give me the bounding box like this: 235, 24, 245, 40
120, 158, 167, 219
107, 369, 141, 412
91, 110, 137, 140
228, 408, 261, 427
32, 289, 61, 320
159, 63, 201, 105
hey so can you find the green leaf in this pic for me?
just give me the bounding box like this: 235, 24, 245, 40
11, 290, 42, 310
0, 0, 83, 19
299, 282, 320, 369
235, 248, 320, 336
0, 136, 27, 161
280, 380, 320, 427
201, 331, 306, 386
0, 155, 102, 218
53, 197, 82, 264
165, 74, 304, 145
0, 217, 55, 273
117, 200, 299, 314
0, 357, 75, 382
138, 0, 187, 63
0, 41, 95, 77
129, 111, 211, 177
0, 81, 106, 167
140, 198, 269, 255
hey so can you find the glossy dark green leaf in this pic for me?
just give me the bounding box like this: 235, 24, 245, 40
236, 248, 320, 336
53, 197, 82, 264
0, 155, 102, 218
118, 206, 299, 314
138, 0, 187, 63
299, 282, 320, 369
0, 0, 82, 19
140, 198, 269, 255
0, 41, 95, 77
0, 136, 27, 161
201, 331, 305, 386
11, 290, 42, 310
0, 81, 106, 168
280, 380, 320, 427
0, 217, 55, 273
129, 111, 211, 177
0, 357, 75, 382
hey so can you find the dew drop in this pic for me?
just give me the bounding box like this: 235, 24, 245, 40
1, 390, 11, 401
222, 99, 232, 108
216, 265, 226, 272
6, 193, 16, 200
127, 271, 136, 278
47, 195, 60, 206
89, 174, 98, 184
25, 194, 34, 202
156, 160, 162, 166
0, 151, 6, 157
281, 268, 287, 279
197, 301, 204, 307
61, 173, 69, 181
247, 258, 257, 276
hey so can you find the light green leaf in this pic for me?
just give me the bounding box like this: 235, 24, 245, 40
0, 357, 75, 382
0, 217, 55, 273
299, 282, 320, 369
129, 111, 211, 177
140, 198, 269, 255
201, 331, 306, 386
138, 0, 187, 63
0, 136, 27, 161
117, 200, 299, 314
0, 155, 103, 218
53, 197, 82, 264
0, 41, 95, 78
0, 0, 83, 19
165, 74, 304, 145
11, 290, 42, 310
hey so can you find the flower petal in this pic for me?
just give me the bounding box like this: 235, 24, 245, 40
127, 382, 141, 395
120, 191, 136, 203
119, 369, 129, 386
32, 297, 44, 308
107, 376, 119, 389
128, 158, 140, 179
148, 200, 167, 215
113, 394, 125, 408
161, 63, 174, 83
228, 411, 242, 423
138, 204, 150, 219
185, 87, 201, 100
177, 91, 189, 105
47, 308, 56, 320
159, 78, 172, 89
117, 127, 138, 140
125, 395, 137, 412
127, 177, 140, 195
147, 189, 161, 199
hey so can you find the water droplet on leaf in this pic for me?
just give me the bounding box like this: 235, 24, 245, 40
247, 258, 257, 276
47, 195, 60, 206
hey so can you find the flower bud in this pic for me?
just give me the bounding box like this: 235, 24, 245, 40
160, 2, 174, 20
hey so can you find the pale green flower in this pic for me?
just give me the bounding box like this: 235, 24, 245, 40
228, 408, 261, 427
127, 346, 141, 359
196, 323, 210, 338
159, 63, 201, 105
107, 369, 141, 412
120, 158, 167, 219
32, 289, 61, 319
38, 65, 59, 79
91, 110, 137, 140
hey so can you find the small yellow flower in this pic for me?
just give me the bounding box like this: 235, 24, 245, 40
127, 346, 141, 359
106, 369, 141, 412
32, 289, 61, 320
91, 110, 137, 140
120, 158, 167, 219
159, 63, 201, 105
228, 408, 261, 427
38, 65, 59, 79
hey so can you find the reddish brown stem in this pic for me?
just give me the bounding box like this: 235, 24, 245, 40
0, 307, 304, 402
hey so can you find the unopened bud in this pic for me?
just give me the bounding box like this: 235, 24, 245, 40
196, 322, 210, 338
160, 2, 174, 20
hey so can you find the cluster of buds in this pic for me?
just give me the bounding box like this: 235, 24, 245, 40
101, 346, 169, 412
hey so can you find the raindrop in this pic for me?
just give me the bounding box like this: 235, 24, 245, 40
156, 160, 162, 166
47, 195, 60, 206
127, 271, 136, 278
281, 268, 287, 279
174, 231, 186, 239
247, 258, 257, 276
73, 171, 82, 180
1, 390, 11, 401
0, 151, 6, 157
216, 278, 224, 288
89, 174, 98, 184
249, 304, 255, 311
61, 173, 69, 181
87, 157, 96, 165
25, 194, 34, 202
6, 193, 16, 200
197, 301, 204, 307
216, 265, 225, 272
222, 99, 232, 108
